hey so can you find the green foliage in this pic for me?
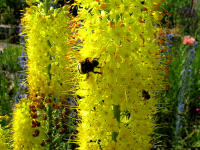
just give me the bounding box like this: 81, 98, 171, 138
0, 0, 26, 24
0, 46, 22, 73
0, 124, 11, 150
0, 0, 7, 13
0, 46, 23, 126
154, 1, 200, 149
163, 0, 200, 35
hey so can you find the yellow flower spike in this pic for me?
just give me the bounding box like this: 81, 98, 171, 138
13, 98, 45, 150
26, 0, 40, 6
20, 5, 78, 149
75, 0, 165, 149
22, 5, 73, 100
0, 125, 8, 150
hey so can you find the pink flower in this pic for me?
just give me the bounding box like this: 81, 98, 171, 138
183, 36, 195, 45
196, 108, 200, 112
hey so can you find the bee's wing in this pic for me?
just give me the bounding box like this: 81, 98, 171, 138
77, 63, 81, 73
78, 63, 85, 74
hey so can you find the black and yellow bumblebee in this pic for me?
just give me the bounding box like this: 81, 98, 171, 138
78, 58, 101, 78
142, 90, 150, 101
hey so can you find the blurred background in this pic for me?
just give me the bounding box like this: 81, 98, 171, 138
0, 0, 26, 48
0, 0, 26, 138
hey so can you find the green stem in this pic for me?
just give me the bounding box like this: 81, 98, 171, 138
112, 132, 118, 142
47, 38, 53, 149
48, 105, 53, 150
45, 0, 51, 15
112, 105, 120, 142
113, 105, 120, 123
47, 40, 52, 85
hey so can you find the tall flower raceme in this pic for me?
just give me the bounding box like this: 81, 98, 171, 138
22, 4, 72, 100
174, 37, 198, 147
15, 1, 77, 149
73, 0, 166, 149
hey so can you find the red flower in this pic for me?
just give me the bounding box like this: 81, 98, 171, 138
183, 36, 195, 45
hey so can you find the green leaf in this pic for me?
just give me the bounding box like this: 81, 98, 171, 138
112, 132, 118, 142
113, 105, 120, 123
47, 40, 52, 47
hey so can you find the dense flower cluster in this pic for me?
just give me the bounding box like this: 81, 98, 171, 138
13, 98, 45, 150
21, 4, 73, 100
74, 0, 166, 149
0, 125, 8, 150
13, 2, 77, 149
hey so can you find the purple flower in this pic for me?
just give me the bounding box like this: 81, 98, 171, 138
167, 33, 173, 39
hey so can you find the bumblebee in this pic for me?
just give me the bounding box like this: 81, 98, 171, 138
78, 58, 101, 78
142, 90, 150, 101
